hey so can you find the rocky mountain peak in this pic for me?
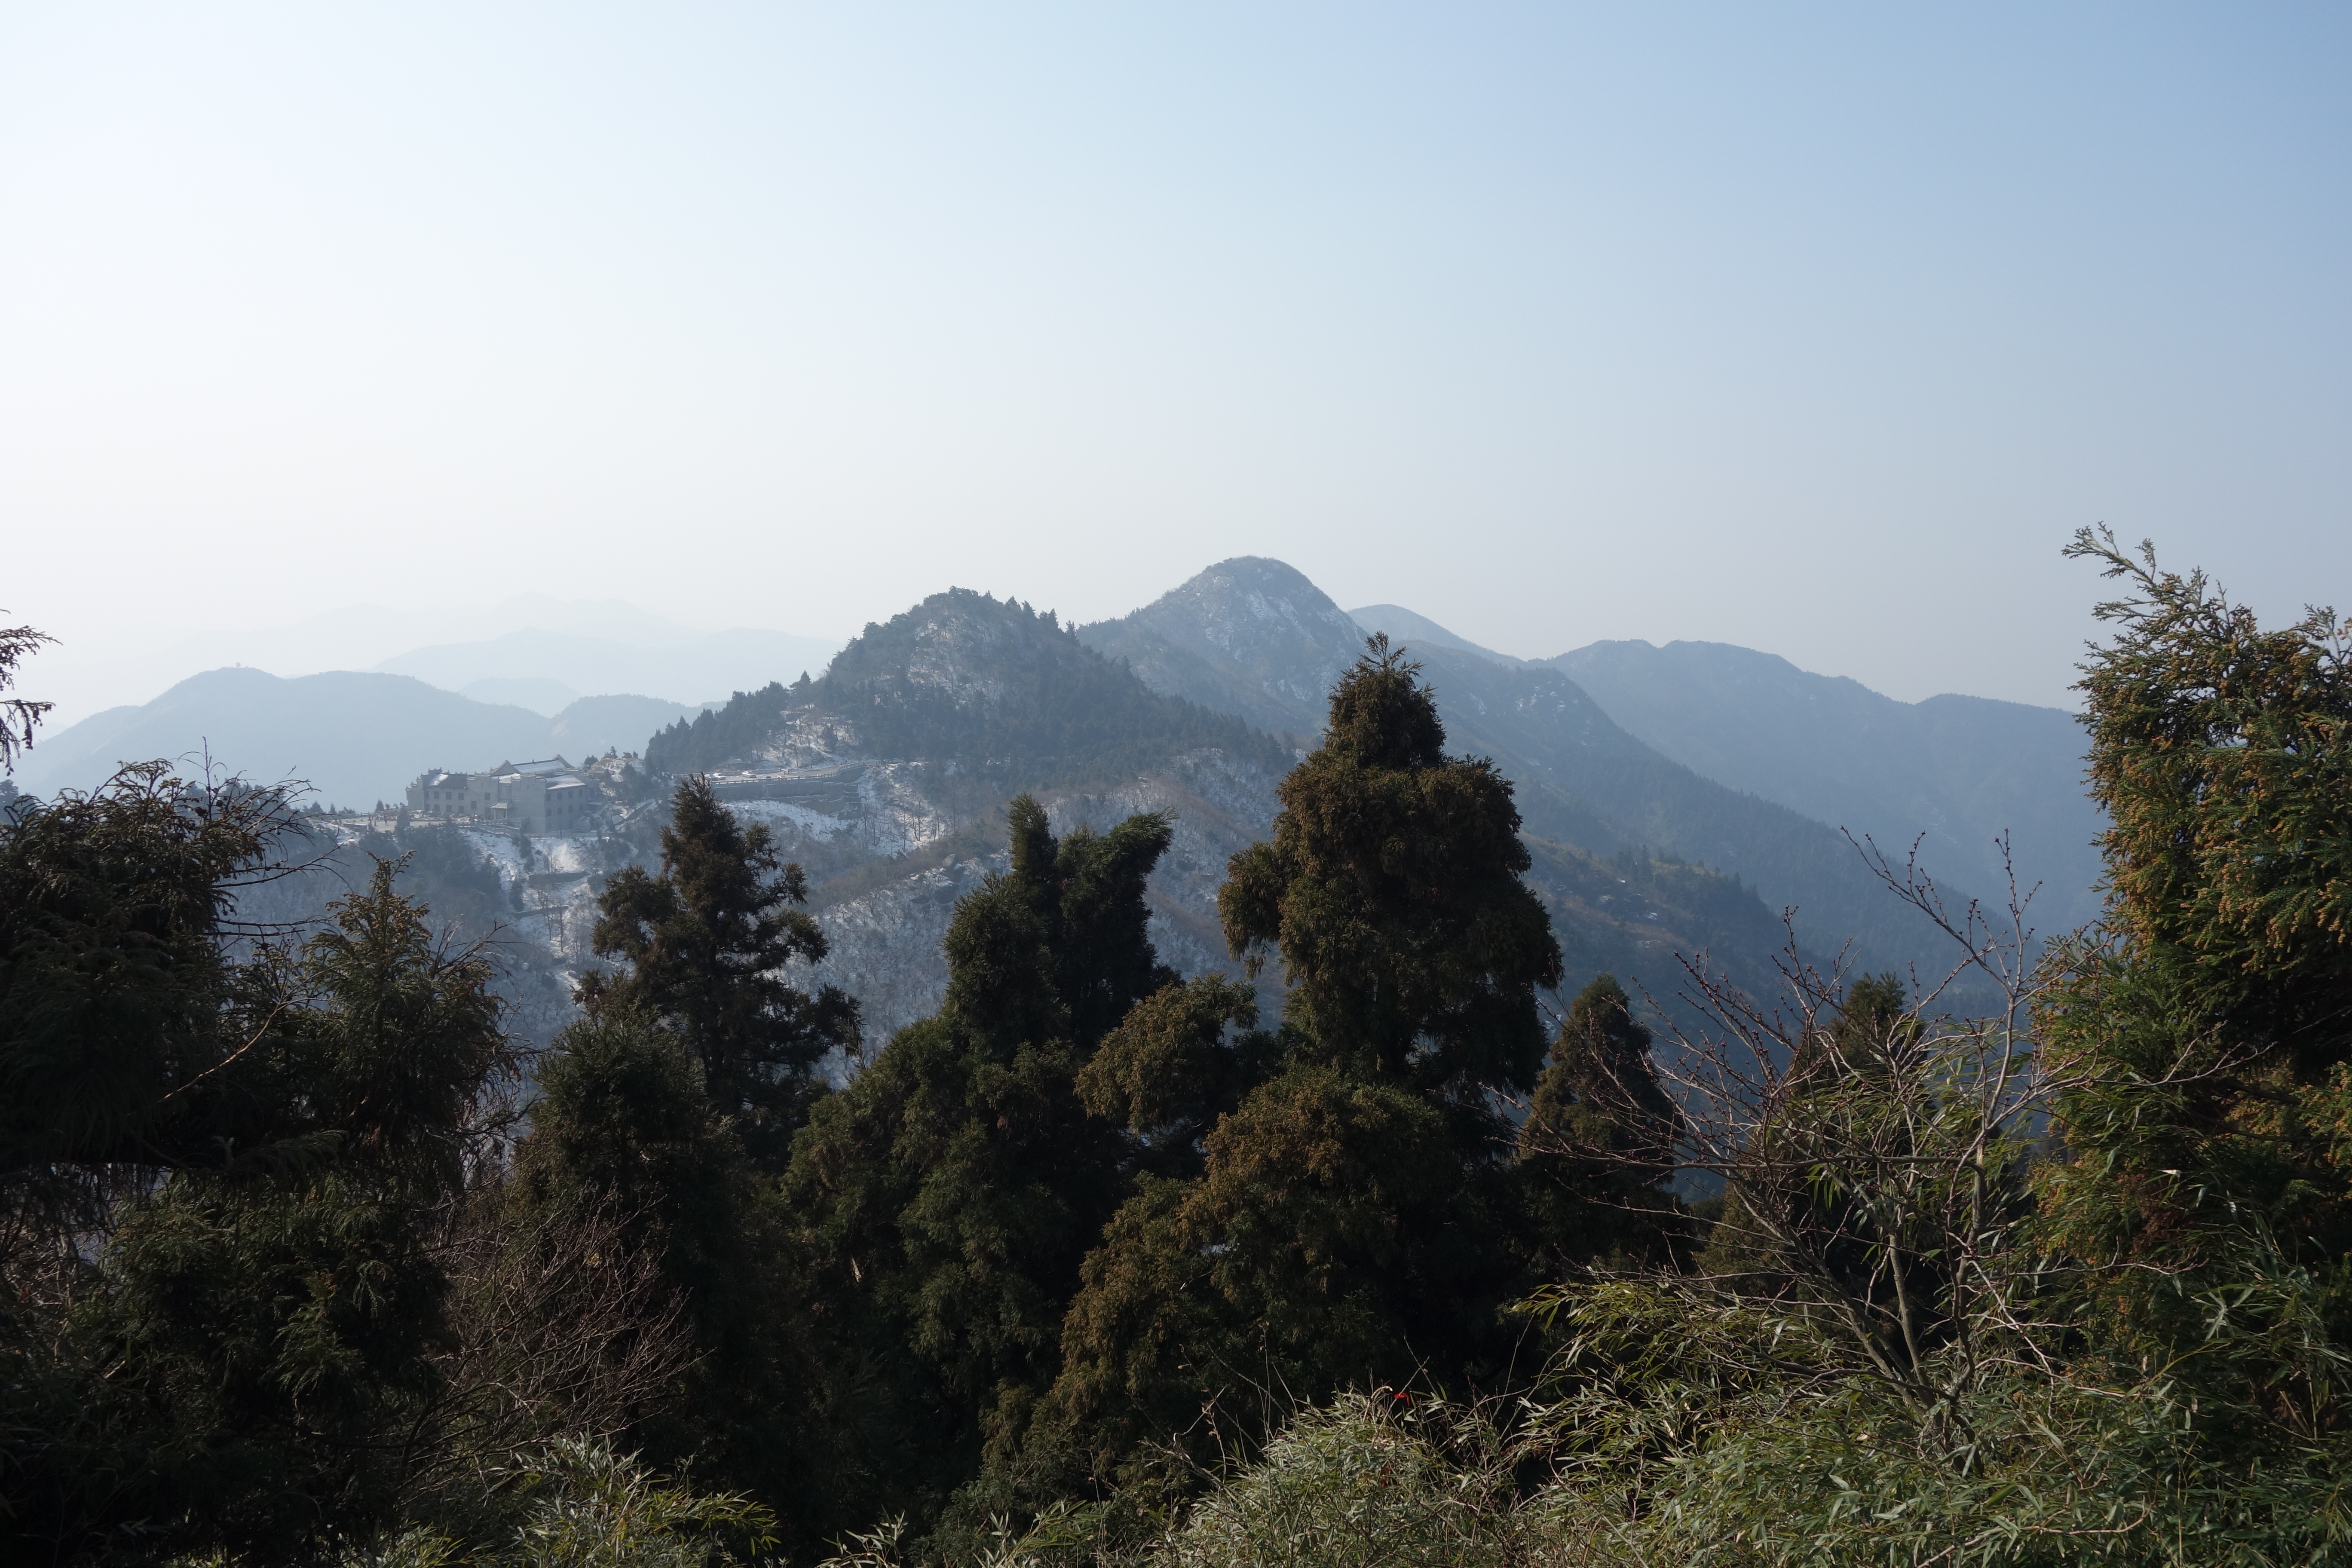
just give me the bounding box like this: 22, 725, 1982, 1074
1079, 557, 1370, 734
831, 588, 1087, 711
1139, 556, 1365, 682
651, 585, 1285, 785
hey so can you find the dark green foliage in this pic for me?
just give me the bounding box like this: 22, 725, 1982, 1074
2, 815, 511, 1564
70, 1171, 451, 1554
1518, 974, 1682, 1266
512, 1013, 756, 1312
503, 1009, 821, 1547
1219, 636, 1562, 1095
1692, 971, 1967, 1359
0, 766, 295, 1210
647, 590, 1290, 785
585, 774, 858, 1171
246, 858, 509, 1198
1032, 639, 1580, 1495
781, 795, 1178, 1536
1077, 975, 1277, 1181
1037, 1066, 1489, 1493
1397, 537, 2352, 1566
0, 617, 51, 775
227, 815, 582, 1058
62, 545, 2352, 1561
2038, 529, 2352, 1421
2067, 531, 2352, 1009
526, 774, 874, 1544
1810, 970, 1912, 1068
358, 820, 514, 943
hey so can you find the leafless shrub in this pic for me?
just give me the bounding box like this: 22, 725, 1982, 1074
401, 1189, 697, 1505
1529, 833, 2232, 1437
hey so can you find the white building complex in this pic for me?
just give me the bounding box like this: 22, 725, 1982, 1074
405, 756, 594, 833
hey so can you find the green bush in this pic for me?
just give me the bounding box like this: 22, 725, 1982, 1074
334, 1442, 775, 1568
1158, 1394, 1565, 1568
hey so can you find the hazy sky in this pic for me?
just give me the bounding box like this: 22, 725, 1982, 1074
5, 3, 2347, 720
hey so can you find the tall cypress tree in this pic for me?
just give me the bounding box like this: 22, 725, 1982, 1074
1519, 972, 1682, 1267
1034, 637, 1566, 1486
585, 775, 858, 1171
1692, 971, 1945, 1320
1219, 634, 1561, 1094
517, 774, 868, 1545
781, 795, 1176, 1537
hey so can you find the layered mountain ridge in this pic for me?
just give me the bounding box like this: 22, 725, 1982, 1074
642, 582, 1798, 1036
648, 588, 1288, 786
1084, 557, 2005, 975
12, 668, 702, 808
1547, 638, 2101, 930
15, 557, 2099, 1043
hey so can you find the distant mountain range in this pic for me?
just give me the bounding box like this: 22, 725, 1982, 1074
12, 669, 702, 808
373, 625, 842, 710
1343, 602, 2101, 933
1542, 639, 2101, 931
1085, 559, 2068, 977
32, 595, 843, 732
15, 616, 845, 806
644, 587, 1801, 1036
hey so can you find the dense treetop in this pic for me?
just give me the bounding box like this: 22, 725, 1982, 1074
582, 774, 858, 1170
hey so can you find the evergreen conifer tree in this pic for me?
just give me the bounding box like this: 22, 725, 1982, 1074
2038, 530, 2352, 1410
4, 846, 511, 1561
584, 775, 858, 1171
1032, 637, 1566, 1488
0, 617, 50, 775
1218, 635, 1561, 1094
1691, 971, 1955, 1328
1076, 974, 1276, 1181
502, 1008, 825, 1546
780, 795, 1176, 1538
1519, 972, 1682, 1265
1, 766, 288, 1226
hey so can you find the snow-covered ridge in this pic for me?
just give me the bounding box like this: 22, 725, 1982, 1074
782, 745, 1283, 1044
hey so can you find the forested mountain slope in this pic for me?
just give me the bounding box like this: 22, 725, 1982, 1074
649, 588, 1286, 785
646, 588, 1794, 1034
641, 590, 1299, 1036
1551, 638, 2103, 930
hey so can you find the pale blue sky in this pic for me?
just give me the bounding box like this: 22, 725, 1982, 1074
4, 3, 2346, 720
